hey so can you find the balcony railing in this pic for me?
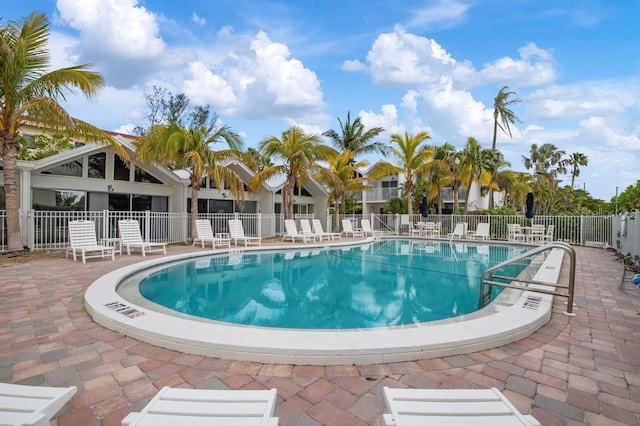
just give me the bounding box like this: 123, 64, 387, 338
441, 188, 467, 202
365, 187, 399, 202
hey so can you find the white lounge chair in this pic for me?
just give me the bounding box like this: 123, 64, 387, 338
383, 386, 540, 426
299, 219, 319, 242
0, 383, 77, 426
447, 222, 467, 241
121, 386, 279, 426
228, 219, 262, 246
118, 220, 167, 257
312, 219, 341, 241
193, 219, 231, 248
66, 220, 115, 263
361, 219, 383, 238
468, 223, 490, 241
542, 224, 555, 243
342, 219, 364, 238
283, 219, 313, 243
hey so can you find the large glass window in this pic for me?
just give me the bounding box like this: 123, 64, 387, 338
0, 187, 5, 209
108, 193, 130, 211
211, 199, 233, 213
32, 189, 86, 210
41, 159, 83, 177
134, 166, 162, 184
234, 200, 257, 213
88, 152, 106, 179
113, 155, 130, 181
132, 195, 152, 211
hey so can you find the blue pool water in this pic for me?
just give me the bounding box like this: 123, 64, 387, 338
130, 240, 530, 329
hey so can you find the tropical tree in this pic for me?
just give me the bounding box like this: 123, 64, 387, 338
460, 137, 502, 212
136, 108, 244, 238
250, 126, 331, 219
491, 85, 524, 151
446, 150, 467, 214
322, 111, 387, 162
424, 143, 455, 215
382, 131, 433, 215
239, 147, 273, 173
522, 143, 567, 187
314, 150, 369, 229
0, 12, 123, 251
565, 152, 588, 190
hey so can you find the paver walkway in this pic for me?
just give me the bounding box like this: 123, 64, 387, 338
1, 245, 639, 425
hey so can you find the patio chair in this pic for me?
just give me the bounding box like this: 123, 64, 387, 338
508, 224, 527, 243
342, 219, 364, 238
361, 219, 383, 238
382, 386, 540, 426
299, 219, 319, 242
447, 222, 467, 241
283, 219, 313, 243
228, 219, 262, 246
0, 383, 77, 426
66, 220, 115, 264
542, 224, 555, 243
121, 386, 279, 426
468, 222, 490, 241
193, 219, 231, 248
118, 220, 167, 257
312, 219, 341, 241
529, 224, 546, 244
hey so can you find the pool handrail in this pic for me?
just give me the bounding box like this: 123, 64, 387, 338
479, 241, 577, 316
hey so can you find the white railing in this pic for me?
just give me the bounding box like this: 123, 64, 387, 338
365, 187, 399, 202
0, 210, 630, 255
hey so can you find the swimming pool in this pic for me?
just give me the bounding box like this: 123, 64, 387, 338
85, 238, 565, 364
127, 240, 530, 329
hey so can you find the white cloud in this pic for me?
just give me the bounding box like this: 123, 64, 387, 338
406, 0, 471, 30
401, 90, 419, 112
528, 84, 627, 120
183, 62, 237, 109
55, 0, 166, 87
191, 12, 206, 26
342, 59, 366, 72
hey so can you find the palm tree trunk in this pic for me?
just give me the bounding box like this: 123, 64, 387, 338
492, 111, 499, 151
464, 181, 473, 213
190, 183, 199, 239
453, 186, 459, 214
2, 136, 23, 251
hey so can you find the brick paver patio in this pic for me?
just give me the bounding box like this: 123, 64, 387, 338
1, 244, 639, 425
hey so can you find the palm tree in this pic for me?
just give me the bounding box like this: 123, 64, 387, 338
384, 131, 433, 215
461, 137, 494, 211
0, 12, 124, 250
250, 126, 331, 219
522, 143, 567, 187
314, 150, 369, 229
136, 114, 244, 238
491, 86, 524, 151
424, 143, 455, 215
322, 111, 387, 162
240, 147, 273, 173
566, 152, 588, 190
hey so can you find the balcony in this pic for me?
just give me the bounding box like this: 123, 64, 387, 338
441, 188, 467, 202
365, 187, 400, 202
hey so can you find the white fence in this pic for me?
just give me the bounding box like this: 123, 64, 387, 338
0, 210, 635, 258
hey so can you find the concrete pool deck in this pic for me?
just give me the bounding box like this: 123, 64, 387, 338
1, 242, 639, 425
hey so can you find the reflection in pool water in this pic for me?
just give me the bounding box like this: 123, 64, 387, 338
131, 240, 529, 329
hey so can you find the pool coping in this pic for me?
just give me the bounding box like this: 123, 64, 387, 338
84, 238, 565, 365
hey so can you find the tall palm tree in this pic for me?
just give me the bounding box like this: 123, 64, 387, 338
384, 131, 433, 215
424, 143, 455, 215
491, 85, 524, 151
250, 126, 331, 219
0, 12, 123, 250
566, 152, 589, 190
461, 137, 492, 211
314, 150, 369, 229
136, 115, 244, 238
322, 111, 387, 162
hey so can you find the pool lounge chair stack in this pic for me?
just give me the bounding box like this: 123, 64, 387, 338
0, 383, 77, 426
193, 219, 231, 248
228, 219, 262, 246
299, 219, 319, 242
382, 386, 540, 426
118, 220, 167, 257
283, 219, 314, 243
312, 219, 341, 241
66, 220, 115, 263
122, 386, 279, 426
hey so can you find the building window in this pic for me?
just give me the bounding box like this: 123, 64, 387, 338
32, 189, 86, 210
113, 155, 130, 181
41, 159, 83, 177
235, 200, 257, 213
132, 195, 152, 211
134, 166, 163, 184
211, 199, 234, 213
0, 187, 5, 209
88, 152, 106, 179
108, 193, 130, 211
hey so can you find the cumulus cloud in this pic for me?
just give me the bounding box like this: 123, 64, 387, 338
191, 12, 206, 26
528, 84, 628, 120
55, 0, 166, 87
342, 59, 367, 72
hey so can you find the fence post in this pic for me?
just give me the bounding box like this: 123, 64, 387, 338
144, 210, 151, 241
580, 215, 585, 246
102, 210, 108, 239
396, 213, 400, 235
27, 210, 34, 251
257, 213, 262, 238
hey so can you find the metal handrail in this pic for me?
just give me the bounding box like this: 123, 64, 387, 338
479, 241, 577, 316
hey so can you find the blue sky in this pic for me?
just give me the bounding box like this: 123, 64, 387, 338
7, 0, 640, 200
